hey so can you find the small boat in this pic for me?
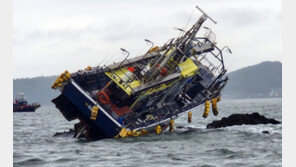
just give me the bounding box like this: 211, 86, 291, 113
51, 5, 231, 140
13, 93, 40, 112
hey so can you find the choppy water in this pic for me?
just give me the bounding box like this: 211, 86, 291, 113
13, 98, 282, 167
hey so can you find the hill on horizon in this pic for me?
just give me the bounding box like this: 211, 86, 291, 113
223, 61, 282, 98
13, 61, 282, 105
13, 75, 59, 105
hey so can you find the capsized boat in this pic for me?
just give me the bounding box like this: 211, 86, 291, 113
13, 93, 40, 112
51, 6, 231, 140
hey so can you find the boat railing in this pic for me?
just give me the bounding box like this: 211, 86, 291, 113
194, 37, 227, 77
190, 36, 230, 98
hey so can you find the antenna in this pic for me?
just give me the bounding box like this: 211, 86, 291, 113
195, 5, 217, 24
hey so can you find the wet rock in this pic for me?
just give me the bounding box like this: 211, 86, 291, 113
176, 126, 185, 129
262, 131, 270, 134
206, 112, 280, 129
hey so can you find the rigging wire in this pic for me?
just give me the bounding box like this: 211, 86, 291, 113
98, 55, 108, 66
177, 9, 194, 38
103, 50, 118, 66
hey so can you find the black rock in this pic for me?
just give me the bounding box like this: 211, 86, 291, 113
262, 131, 270, 134
206, 112, 280, 129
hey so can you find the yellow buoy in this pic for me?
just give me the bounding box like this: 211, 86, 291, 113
65, 72, 71, 78
211, 98, 218, 116
141, 129, 148, 135
188, 112, 192, 123
85, 66, 91, 71
203, 100, 210, 118
90, 106, 99, 121
63, 76, 68, 81
127, 130, 132, 137
58, 83, 62, 87
118, 128, 128, 138
52, 76, 60, 88
217, 96, 221, 102
155, 125, 162, 134
132, 130, 141, 137
93, 106, 98, 110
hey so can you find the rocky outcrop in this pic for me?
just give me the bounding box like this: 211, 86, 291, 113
206, 112, 280, 129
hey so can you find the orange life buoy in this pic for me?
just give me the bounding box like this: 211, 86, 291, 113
97, 91, 110, 104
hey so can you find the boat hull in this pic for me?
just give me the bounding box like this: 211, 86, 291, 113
52, 80, 122, 139
13, 105, 40, 112
52, 68, 226, 139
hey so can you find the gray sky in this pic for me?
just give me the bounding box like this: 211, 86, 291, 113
13, 0, 281, 78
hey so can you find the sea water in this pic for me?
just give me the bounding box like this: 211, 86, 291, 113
13, 98, 282, 167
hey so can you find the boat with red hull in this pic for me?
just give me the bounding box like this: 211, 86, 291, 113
13, 93, 40, 112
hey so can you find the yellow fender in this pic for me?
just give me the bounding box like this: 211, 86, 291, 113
217, 96, 221, 102
169, 119, 175, 132
51, 70, 71, 89
188, 112, 192, 123
132, 130, 142, 137
118, 128, 128, 138
155, 125, 162, 134
90, 106, 99, 121
211, 98, 218, 116
203, 101, 210, 118
141, 129, 148, 135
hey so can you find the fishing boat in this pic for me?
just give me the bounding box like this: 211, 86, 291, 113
51, 5, 231, 140
13, 93, 40, 112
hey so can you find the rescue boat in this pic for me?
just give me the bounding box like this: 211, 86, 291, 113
13, 93, 41, 112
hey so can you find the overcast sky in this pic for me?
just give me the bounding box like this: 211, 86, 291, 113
13, 0, 281, 78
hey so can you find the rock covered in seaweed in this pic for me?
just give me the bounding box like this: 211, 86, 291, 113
206, 112, 280, 129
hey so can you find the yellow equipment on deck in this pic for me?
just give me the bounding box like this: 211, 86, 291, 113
105, 68, 141, 95
178, 58, 199, 77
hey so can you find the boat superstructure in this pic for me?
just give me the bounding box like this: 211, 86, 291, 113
51, 6, 231, 140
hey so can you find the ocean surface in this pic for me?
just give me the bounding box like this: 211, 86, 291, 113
13, 98, 282, 167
